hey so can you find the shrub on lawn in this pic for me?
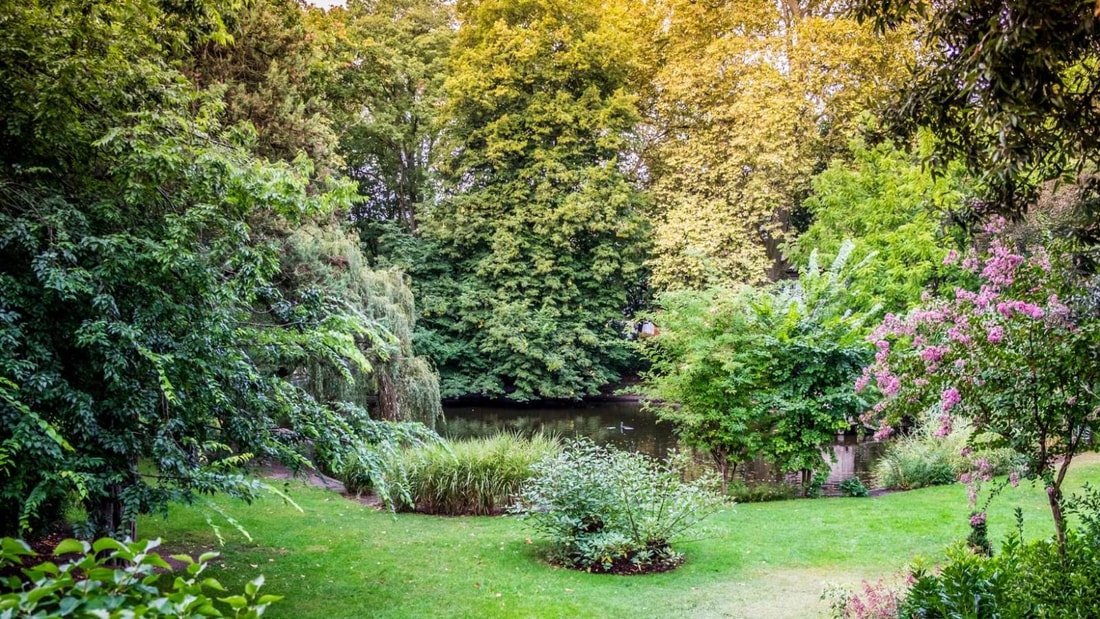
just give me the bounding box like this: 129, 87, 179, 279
726, 480, 800, 503
0, 537, 278, 617
382, 432, 559, 515
900, 530, 1100, 618
874, 417, 1019, 490
839, 477, 871, 497
512, 440, 724, 574
885, 486, 1100, 618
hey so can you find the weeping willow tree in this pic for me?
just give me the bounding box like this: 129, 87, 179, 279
283, 223, 442, 427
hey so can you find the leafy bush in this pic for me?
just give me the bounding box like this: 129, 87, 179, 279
512, 440, 724, 573
901, 500, 1100, 619
874, 418, 1019, 490
839, 477, 870, 498
640, 244, 876, 493
378, 433, 559, 515
899, 533, 1100, 619
0, 537, 278, 617
822, 579, 901, 619
726, 481, 800, 503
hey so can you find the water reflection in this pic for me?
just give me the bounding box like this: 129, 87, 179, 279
440, 401, 886, 491
441, 401, 679, 458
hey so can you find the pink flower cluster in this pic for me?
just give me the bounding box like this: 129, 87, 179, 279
839, 580, 901, 619
941, 388, 961, 412
932, 413, 953, 437
986, 326, 1004, 344
959, 457, 995, 506
996, 300, 1044, 320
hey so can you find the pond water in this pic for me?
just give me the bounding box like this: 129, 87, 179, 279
440, 400, 887, 491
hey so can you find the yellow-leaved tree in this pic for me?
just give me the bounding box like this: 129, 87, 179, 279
641, 0, 914, 289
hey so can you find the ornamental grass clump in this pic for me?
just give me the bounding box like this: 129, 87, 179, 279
383, 432, 559, 515
512, 439, 724, 574
874, 415, 1020, 491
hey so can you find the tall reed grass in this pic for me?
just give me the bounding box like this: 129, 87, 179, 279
874, 418, 1020, 490
383, 433, 560, 515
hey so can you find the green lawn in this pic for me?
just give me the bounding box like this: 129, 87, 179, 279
141, 455, 1100, 619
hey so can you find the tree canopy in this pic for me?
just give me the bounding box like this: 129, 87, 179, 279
854, 0, 1100, 215
411, 0, 650, 400
0, 0, 437, 537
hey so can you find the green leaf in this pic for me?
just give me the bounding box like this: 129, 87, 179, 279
219, 595, 248, 610
53, 539, 89, 556
244, 575, 264, 597
92, 538, 126, 555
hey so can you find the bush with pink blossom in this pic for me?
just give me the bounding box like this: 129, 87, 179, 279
858, 225, 1100, 548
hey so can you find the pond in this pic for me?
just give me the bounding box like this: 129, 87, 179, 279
440, 400, 888, 492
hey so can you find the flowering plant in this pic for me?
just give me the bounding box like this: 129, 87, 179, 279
858, 225, 1100, 548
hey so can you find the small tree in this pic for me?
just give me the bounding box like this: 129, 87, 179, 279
641, 244, 876, 492
859, 227, 1100, 548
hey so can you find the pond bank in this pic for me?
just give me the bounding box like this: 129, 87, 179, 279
439, 399, 888, 493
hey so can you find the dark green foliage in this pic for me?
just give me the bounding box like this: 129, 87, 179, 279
0, 0, 416, 537
640, 244, 875, 491
854, 0, 1100, 214
901, 531, 1100, 618
900, 487, 1100, 617
512, 440, 723, 573
417, 0, 650, 400
0, 537, 279, 617
839, 477, 870, 498
184, 0, 340, 169
726, 481, 800, 504
966, 511, 992, 557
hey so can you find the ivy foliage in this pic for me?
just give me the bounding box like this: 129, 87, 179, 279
640, 244, 876, 491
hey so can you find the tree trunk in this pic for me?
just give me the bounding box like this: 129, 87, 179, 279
1047, 483, 1066, 554
94, 484, 135, 540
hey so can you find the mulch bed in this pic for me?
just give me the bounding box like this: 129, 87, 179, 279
601, 553, 684, 575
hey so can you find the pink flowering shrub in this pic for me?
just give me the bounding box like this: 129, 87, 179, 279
823, 580, 901, 619
858, 227, 1100, 548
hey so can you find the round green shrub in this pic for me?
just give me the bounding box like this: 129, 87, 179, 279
512, 440, 724, 573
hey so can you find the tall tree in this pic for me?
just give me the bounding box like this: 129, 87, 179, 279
854, 0, 1100, 215
321, 0, 454, 235
415, 0, 650, 400
787, 137, 972, 314
0, 0, 398, 537
184, 0, 341, 171
642, 0, 914, 290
